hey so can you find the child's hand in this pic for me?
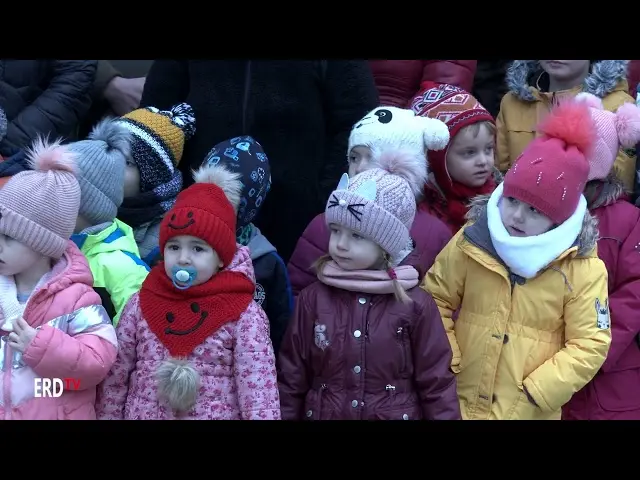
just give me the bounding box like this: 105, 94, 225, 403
7, 317, 38, 353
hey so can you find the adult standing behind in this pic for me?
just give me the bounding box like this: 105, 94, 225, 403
0, 60, 97, 156
369, 60, 477, 108
79, 60, 153, 138
139, 60, 379, 262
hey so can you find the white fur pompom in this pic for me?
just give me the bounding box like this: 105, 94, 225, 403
192, 163, 243, 212
375, 148, 428, 198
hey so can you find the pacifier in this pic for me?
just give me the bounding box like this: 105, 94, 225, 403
171, 265, 198, 290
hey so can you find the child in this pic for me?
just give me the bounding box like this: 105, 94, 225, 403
0, 139, 117, 419
96, 162, 280, 420
115, 103, 196, 266
278, 153, 461, 420
497, 60, 636, 191
410, 82, 501, 234
67, 119, 150, 325
202, 136, 290, 357
561, 93, 640, 420
424, 100, 612, 420
287, 106, 452, 299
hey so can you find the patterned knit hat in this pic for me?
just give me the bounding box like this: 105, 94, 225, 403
67, 119, 131, 226
159, 164, 242, 267
202, 136, 271, 240
0, 139, 80, 259
503, 100, 594, 224
325, 150, 426, 266
348, 107, 449, 195
410, 82, 495, 184
0, 107, 6, 145
573, 92, 640, 181
116, 103, 196, 190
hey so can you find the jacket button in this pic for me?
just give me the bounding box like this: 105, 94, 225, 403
358, 297, 367, 304
353, 365, 361, 374
503, 334, 509, 344
306, 410, 313, 417
402, 414, 409, 420
351, 400, 359, 408
353, 330, 361, 338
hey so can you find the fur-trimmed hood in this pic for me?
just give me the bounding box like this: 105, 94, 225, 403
465, 192, 599, 257
506, 60, 629, 102
587, 173, 628, 210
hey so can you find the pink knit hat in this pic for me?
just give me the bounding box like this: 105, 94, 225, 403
0, 139, 81, 259
503, 100, 594, 225
325, 150, 425, 265
573, 92, 640, 181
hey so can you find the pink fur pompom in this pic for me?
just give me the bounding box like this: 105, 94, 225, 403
614, 102, 640, 148
574, 92, 604, 110
26, 137, 77, 173
375, 148, 428, 199
538, 100, 596, 156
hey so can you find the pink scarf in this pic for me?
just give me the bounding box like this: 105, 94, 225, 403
319, 261, 419, 294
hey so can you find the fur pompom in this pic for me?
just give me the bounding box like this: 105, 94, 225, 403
26, 137, 77, 173
156, 358, 200, 413
574, 92, 604, 110
192, 164, 243, 212
90, 118, 132, 158
614, 102, 640, 148
419, 117, 450, 151
374, 148, 428, 198
537, 100, 596, 156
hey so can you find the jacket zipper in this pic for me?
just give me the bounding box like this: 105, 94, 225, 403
396, 327, 408, 375
316, 383, 327, 420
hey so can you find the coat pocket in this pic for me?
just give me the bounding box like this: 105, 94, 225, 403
396, 326, 411, 378
593, 369, 640, 412
304, 384, 328, 421
373, 404, 421, 421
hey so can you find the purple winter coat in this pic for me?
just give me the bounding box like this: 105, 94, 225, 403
288, 209, 452, 299
563, 177, 640, 420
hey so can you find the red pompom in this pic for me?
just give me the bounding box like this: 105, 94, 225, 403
537, 100, 596, 156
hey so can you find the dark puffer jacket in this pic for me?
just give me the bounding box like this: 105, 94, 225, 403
369, 60, 477, 108
278, 248, 461, 421
0, 60, 97, 155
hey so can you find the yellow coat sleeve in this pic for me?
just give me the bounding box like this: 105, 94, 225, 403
523, 259, 612, 413
495, 95, 511, 173
422, 231, 467, 373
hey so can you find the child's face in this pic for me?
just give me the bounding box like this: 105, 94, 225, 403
348, 146, 374, 177
0, 233, 48, 277
499, 196, 554, 237
539, 60, 590, 83
163, 235, 223, 286
446, 123, 495, 187
328, 224, 384, 271
123, 158, 141, 198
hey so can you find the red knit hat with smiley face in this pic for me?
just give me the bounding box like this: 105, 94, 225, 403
159, 164, 242, 266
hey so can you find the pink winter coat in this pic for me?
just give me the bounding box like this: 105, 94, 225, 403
96, 246, 281, 420
287, 209, 452, 300
563, 178, 640, 420
0, 240, 118, 420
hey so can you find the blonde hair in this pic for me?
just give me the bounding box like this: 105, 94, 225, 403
457, 120, 496, 138
312, 252, 412, 305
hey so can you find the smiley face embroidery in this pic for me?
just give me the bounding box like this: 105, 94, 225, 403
168, 211, 195, 229
164, 302, 208, 335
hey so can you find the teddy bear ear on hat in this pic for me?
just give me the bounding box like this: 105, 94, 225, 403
416, 116, 450, 151
192, 163, 243, 212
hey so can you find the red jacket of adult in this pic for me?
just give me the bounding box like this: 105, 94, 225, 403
369, 60, 477, 108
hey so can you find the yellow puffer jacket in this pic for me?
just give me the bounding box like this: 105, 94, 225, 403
496, 60, 635, 191
423, 194, 612, 420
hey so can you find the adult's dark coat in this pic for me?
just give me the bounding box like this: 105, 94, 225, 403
0, 60, 97, 155
139, 60, 379, 261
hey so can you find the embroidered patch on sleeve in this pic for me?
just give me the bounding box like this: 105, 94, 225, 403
595, 298, 610, 329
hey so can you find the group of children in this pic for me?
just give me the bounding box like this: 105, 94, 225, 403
0, 59, 638, 420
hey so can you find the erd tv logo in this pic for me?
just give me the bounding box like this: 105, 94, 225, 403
34, 378, 81, 398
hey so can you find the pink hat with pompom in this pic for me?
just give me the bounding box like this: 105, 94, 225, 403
0, 138, 80, 259
574, 92, 640, 181
325, 150, 425, 265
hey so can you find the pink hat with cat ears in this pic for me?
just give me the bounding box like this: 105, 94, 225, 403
574, 92, 640, 181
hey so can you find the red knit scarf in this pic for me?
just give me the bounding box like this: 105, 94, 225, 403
139, 263, 255, 357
